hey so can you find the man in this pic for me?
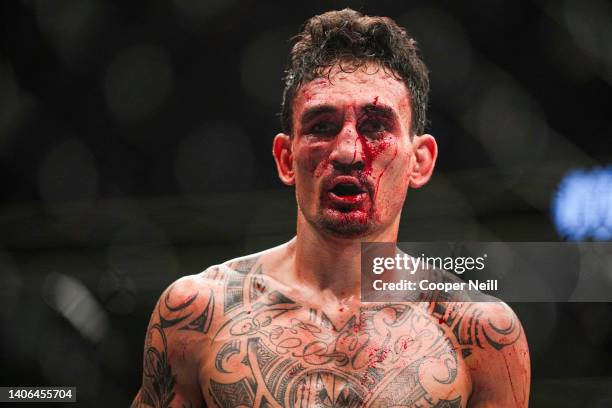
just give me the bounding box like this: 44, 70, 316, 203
132, 9, 530, 408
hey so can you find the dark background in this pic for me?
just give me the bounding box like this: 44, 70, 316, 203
0, 0, 611, 406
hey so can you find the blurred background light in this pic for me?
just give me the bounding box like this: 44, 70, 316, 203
104, 44, 174, 122
552, 167, 612, 241
97, 268, 137, 316
475, 85, 550, 183
31, 0, 114, 72
580, 302, 612, 345
513, 302, 558, 353
43, 272, 110, 343
172, 0, 240, 25
37, 325, 101, 400
0, 62, 36, 154
562, 0, 612, 85
241, 27, 293, 106
0, 252, 22, 319
107, 219, 180, 295
398, 9, 473, 95
38, 138, 99, 217
174, 122, 255, 194
38, 138, 99, 202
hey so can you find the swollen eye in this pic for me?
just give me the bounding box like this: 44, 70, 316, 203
311, 122, 337, 134
360, 120, 386, 136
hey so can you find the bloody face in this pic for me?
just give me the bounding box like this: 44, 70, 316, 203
290, 63, 417, 238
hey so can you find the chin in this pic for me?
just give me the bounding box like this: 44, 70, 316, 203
317, 208, 375, 238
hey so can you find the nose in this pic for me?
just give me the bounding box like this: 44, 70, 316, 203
329, 123, 364, 173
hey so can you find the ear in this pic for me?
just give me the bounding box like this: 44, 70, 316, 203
272, 133, 295, 185
409, 134, 437, 188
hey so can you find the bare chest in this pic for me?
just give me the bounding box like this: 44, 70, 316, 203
201, 301, 470, 407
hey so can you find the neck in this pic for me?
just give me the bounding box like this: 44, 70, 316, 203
291, 211, 400, 300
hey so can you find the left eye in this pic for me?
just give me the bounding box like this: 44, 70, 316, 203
359, 120, 387, 137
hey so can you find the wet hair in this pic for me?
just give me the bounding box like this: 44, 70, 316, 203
280, 8, 430, 136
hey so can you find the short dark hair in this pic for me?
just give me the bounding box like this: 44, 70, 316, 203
280, 8, 430, 136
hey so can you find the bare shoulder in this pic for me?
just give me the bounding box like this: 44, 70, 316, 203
132, 254, 265, 408
158, 252, 264, 334
154, 270, 220, 337
472, 301, 525, 351
432, 300, 530, 407
431, 300, 525, 354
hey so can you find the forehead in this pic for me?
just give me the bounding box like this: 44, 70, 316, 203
293, 64, 412, 122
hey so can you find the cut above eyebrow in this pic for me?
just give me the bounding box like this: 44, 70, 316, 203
360, 103, 398, 120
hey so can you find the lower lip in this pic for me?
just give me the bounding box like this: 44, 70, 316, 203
327, 191, 368, 205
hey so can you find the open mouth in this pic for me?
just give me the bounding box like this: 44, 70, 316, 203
326, 179, 368, 206
330, 183, 364, 197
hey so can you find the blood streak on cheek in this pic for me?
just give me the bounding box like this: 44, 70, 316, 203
313, 158, 329, 178
358, 133, 396, 203
374, 144, 398, 203
359, 134, 385, 176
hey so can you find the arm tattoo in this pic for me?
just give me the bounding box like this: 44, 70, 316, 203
134, 283, 213, 408
134, 323, 195, 407
139, 323, 177, 408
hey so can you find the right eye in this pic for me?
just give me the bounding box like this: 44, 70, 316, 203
310, 121, 338, 135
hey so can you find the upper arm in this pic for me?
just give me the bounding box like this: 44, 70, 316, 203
132, 272, 217, 408
465, 302, 530, 408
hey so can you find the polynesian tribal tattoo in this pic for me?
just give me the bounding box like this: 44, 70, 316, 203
131, 305, 199, 408
136, 256, 521, 408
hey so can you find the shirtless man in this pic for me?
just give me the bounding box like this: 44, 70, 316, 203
132, 9, 530, 408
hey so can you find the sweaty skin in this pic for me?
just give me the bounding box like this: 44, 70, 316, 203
132, 65, 530, 408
